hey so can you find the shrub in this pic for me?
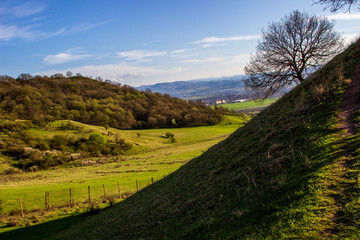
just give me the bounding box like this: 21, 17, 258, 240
165, 132, 174, 138
2, 167, 22, 175
88, 132, 107, 145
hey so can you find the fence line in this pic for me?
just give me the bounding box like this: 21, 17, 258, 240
0, 176, 161, 215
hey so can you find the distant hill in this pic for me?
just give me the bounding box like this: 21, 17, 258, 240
137, 75, 247, 98
47, 39, 360, 239
0, 76, 223, 129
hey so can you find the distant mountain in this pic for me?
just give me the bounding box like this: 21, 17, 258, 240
137, 75, 247, 98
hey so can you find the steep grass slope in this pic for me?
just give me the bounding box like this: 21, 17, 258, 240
6, 40, 360, 239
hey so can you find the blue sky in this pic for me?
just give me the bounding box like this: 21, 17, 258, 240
1, 0, 360, 86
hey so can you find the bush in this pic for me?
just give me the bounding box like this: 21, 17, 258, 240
165, 132, 174, 138
88, 132, 107, 145
1, 167, 22, 175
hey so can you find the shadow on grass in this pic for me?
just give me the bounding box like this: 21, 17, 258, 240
0, 211, 96, 240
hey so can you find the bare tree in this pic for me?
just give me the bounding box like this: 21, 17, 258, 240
66, 71, 73, 78
314, 0, 358, 12
50, 73, 64, 78
244, 10, 343, 98
17, 73, 34, 80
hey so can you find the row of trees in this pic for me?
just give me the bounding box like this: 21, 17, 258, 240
1, 72, 109, 83
0, 75, 223, 129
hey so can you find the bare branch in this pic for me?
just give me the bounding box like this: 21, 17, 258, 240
314, 0, 358, 12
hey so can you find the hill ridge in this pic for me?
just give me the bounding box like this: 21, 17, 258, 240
0, 76, 223, 129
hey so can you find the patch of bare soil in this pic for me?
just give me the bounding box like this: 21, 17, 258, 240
337, 64, 360, 134
329, 63, 360, 235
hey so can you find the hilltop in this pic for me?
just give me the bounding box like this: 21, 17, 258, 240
0, 76, 223, 129
3, 39, 360, 239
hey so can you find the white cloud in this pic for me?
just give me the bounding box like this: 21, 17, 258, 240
328, 13, 360, 20
193, 35, 260, 44
117, 50, 168, 60
201, 43, 227, 48
36, 62, 183, 84
170, 49, 187, 54
0, 24, 40, 40
232, 54, 251, 63
44, 50, 91, 64
181, 57, 225, 63
343, 33, 360, 45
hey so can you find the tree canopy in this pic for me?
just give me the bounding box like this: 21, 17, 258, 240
244, 10, 343, 98
0, 75, 223, 129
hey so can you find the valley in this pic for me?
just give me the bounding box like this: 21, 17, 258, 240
0, 115, 249, 234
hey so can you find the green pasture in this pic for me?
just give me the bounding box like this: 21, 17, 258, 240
216, 98, 278, 111
0, 115, 248, 218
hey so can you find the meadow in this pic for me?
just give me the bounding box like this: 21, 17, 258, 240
216, 97, 278, 111
0, 114, 249, 231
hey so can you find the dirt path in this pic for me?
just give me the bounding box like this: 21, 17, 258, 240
328, 63, 360, 235
337, 64, 360, 134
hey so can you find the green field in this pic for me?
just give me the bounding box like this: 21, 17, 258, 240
216, 98, 278, 111
0, 115, 249, 231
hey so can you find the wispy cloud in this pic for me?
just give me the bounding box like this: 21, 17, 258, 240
0, 20, 113, 41
193, 35, 260, 47
328, 12, 360, 20
36, 62, 183, 84
0, 2, 45, 18
0, 24, 68, 41
181, 57, 224, 63
170, 49, 187, 54
0, 24, 40, 40
0, 1, 113, 42
65, 20, 115, 35
117, 50, 168, 60
44, 49, 92, 64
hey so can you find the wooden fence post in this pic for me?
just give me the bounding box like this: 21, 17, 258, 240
19, 198, 24, 217
45, 192, 47, 210
117, 181, 121, 199
136, 180, 139, 192
103, 184, 106, 198
69, 188, 72, 207
19, 197, 24, 217
47, 192, 50, 210
151, 177, 154, 184
88, 186, 91, 204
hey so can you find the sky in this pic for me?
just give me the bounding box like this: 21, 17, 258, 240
1, 0, 360, 87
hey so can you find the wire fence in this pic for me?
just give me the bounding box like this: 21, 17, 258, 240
0, 177, 157, 215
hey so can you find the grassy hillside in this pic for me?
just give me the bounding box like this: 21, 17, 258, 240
0, 115, 249, 234
0, 76, 222, 129
3, 39, 360, 239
